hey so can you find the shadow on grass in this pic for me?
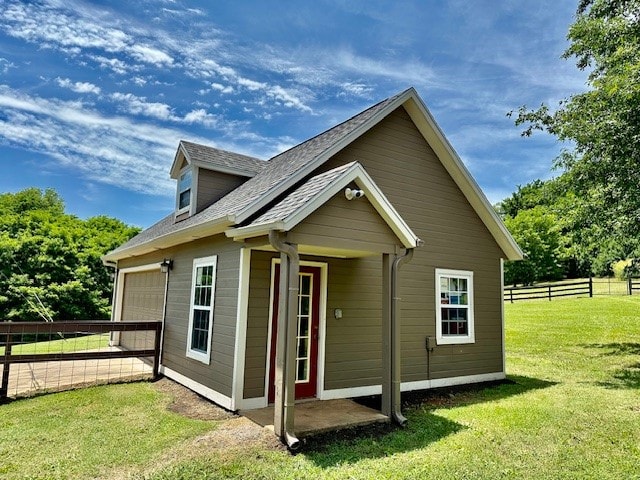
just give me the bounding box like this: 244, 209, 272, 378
581, 342, 640, 389
302, 375, 555, 468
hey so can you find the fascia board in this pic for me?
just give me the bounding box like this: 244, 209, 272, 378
169, 142, 190, 179
225, 221, 285, 240
350, 167, 420, 248
233, 90, 414, 225
102, 217, 235, 262
403, 96, 524, 260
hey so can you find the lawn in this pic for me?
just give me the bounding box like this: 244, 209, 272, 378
0, 333, 110, 356
1, 297, 638, 479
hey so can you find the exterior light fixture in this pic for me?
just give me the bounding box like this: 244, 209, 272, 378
345, 188, 364, 200
160, 259, 173, 273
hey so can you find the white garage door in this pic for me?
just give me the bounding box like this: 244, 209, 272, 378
119, 270, 166, 351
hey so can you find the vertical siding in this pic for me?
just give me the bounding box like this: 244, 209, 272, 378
318, 106, 505, 383
196, 169, 247, 214
118, 235, 241, 397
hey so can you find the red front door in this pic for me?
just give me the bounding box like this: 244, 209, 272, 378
268, 265, 321, 403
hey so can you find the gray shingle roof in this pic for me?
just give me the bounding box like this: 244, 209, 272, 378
180, 140, 265, 176
248, 162, 356, 226
108, 89, 409, 256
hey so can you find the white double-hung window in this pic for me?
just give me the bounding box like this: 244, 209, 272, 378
435, 269, 475, 345
186, 255, 217, 363
177, 167, 192, 213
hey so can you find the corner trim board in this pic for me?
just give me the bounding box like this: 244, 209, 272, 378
231, 247, 251, 410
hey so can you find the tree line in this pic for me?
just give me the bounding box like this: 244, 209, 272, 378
0, 188, 139, 321
500, 0, 640, 285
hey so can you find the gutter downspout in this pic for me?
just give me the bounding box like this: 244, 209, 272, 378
268, 230, 300, 450
106, 260, 119, 346
390, 247, 417, 426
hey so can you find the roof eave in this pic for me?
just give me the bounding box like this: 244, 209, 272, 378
102, 216, 236, 263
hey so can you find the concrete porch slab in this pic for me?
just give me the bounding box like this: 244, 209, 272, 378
240, 398, 389, 437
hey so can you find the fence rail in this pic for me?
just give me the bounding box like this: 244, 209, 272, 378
0, 321, 162, 402
504, 279, 592, 302
629, 278, 640, 295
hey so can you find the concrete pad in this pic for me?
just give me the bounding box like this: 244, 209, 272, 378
241, 398, 389, 437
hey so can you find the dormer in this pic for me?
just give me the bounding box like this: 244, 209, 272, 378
170, 140, 265, 221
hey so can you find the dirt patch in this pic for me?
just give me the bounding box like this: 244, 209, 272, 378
153, 377, 236, 421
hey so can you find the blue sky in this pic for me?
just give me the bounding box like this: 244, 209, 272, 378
0, 0, 587, 228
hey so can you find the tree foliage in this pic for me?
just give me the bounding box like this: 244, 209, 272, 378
0, 188, 139, 321
507, 0, 640, 277
504, 206, 566, 285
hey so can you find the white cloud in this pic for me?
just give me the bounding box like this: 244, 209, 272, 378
129, 44, 173, 66
111, 92, 172, 120
88, 55, 134, 74
211, 82, 234, 94
56, 77, 101, 95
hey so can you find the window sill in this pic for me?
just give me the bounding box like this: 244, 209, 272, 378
186, 349, 210, 365
436, 336, 475, 345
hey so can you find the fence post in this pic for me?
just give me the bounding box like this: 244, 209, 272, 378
152, 322, 162, 380
589, 277, 593, 298
629, 278, 633, 296
548, 285, 552, 301
1, 333, 12, 403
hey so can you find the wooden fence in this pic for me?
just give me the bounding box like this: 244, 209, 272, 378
0, 321, 162, 402
628, 278, 640, 295
504, 279, 592, 302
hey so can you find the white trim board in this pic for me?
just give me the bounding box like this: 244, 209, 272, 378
159, 365, 233, 411
320, 372, 506, 402
231, 248, 251, 411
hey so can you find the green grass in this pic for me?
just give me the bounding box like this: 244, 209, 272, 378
0, 382, 215, 480
1, 297, 639, 479
0, 333, 110, 356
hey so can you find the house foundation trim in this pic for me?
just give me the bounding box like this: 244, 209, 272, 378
159, 365, 233, 411
320, 372, 507, 401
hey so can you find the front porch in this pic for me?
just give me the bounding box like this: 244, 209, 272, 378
241, 398, 389, 437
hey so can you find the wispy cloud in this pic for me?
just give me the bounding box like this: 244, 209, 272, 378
0, 86, 283, 195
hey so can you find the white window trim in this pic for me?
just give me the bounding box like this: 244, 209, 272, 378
435, 268, 475, 345
186, 255, 217, 364
176, 165, 194, 216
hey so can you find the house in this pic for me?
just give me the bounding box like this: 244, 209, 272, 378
103, 87, 522, 447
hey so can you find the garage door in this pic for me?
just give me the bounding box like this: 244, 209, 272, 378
119, 270, 166, 351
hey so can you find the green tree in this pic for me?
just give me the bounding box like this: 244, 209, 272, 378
510, 0, 640, 273
504, 207, 566, 285
0, 188, 139, 321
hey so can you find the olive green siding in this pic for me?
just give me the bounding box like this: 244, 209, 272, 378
196, 168, 247, 214
289, 188, 400, 254
242, 106, 505, 399
118, 235, 241, 398
319, 106, 504, 382
243, 251, 385, 399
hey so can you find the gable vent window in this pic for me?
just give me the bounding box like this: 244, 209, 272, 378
178, 168, 192, 211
